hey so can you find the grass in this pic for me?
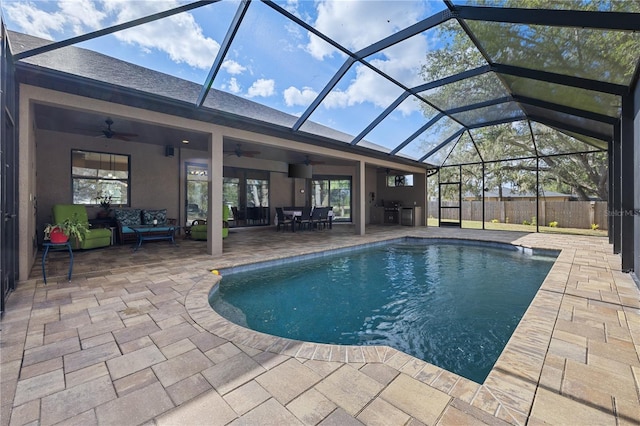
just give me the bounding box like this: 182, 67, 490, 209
426, 218, 608, 237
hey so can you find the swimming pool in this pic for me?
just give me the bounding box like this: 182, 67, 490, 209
209, 239, 556, 383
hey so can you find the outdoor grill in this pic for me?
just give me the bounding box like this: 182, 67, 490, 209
383, 201, 401, 224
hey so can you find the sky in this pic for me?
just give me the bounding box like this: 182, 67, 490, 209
0, 0, 462, 158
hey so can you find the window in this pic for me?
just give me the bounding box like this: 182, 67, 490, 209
387, 174, 414, 187
186, 163, 208, 225
223, 167, 270, 226
312, 177, 351, 221
72, 150, 129, 205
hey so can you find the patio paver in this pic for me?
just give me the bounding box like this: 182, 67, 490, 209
1, 225, 639, 425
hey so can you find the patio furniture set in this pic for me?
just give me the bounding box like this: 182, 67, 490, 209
276, 206, 333, 232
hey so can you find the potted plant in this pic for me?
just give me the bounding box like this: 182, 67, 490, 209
44, 213, 89, 244
96, 194, 113, 218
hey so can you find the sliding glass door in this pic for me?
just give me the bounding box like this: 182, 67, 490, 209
311, 177, 351, 222
223, 167, 270, 226
185, 163, 208, 226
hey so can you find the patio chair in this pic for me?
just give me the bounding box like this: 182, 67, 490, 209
190, 219, 207, 240
51, 204, 112, 249
297, 206, 312, 231
275, 207, 293, 232
190, 205, 230, 240
231, 206, 244, 226
309, 207, 324, 230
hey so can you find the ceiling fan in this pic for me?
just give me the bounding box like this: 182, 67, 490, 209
300, 155, 324, 166
224, 143, 261, 158
379, 167, 404, 175
97, 118, 138, 141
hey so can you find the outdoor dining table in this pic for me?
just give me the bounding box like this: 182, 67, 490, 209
280, 209, 334, 231
282, 210, 302, 218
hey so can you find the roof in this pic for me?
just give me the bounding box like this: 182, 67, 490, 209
3, 1, 639, 168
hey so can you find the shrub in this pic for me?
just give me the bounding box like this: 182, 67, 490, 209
531, 216, 537, 226
490, 219, 499, 223
549, 221, 558, 227
522, 220, 530, 225
591, 223, 599, 230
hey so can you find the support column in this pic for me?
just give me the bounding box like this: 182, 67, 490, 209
621, 95, 635, 272
208, 132, 223, 256
612, 127, 622, 254
633, 80, 640, 278
608, 141, 614, 245
355, 161, 365, 235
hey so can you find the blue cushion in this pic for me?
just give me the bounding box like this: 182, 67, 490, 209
135, 226, 172, 233
114, 209, 141, 226
142, 209, 167, 225
122, 226, 135, 234
122, 226, 173, 234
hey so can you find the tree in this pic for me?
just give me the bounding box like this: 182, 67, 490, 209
418, 0, 637, 200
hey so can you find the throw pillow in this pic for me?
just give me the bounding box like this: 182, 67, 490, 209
142, 209, 167, 225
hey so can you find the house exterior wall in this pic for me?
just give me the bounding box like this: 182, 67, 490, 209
17, 84, 426, 280
35, 129, 182, 230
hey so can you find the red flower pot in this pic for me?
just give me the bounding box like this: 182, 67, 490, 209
49, 227, 69, 244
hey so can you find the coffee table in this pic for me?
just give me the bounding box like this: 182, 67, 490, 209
131, 225, 178, 251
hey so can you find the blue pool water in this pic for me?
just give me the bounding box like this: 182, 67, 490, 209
210, 240, 556, 383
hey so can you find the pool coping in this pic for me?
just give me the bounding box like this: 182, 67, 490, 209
185, 235, 573, 424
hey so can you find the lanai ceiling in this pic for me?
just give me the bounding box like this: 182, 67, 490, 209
3, 0, 639, 168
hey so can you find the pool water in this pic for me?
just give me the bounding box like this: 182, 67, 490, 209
210, 240, 556, 383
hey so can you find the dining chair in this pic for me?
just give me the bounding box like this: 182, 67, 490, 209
275, 208, 293, 232
309, 207, 324, 230
297, 206, 312, 231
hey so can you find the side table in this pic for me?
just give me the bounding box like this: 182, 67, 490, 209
42, 242, 73, 285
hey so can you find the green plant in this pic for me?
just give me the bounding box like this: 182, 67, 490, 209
549, 221, 559, 228
97, 194, 113, 212
490, 219, 499, 223
44, 213, 89, 242
522, 220, 530, 225
591, 223, 599, 230
531, 216, 537, 226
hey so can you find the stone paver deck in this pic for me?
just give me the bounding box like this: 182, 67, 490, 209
1, 225, 639, 425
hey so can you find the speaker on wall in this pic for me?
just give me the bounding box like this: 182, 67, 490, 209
165, 145, 175, 157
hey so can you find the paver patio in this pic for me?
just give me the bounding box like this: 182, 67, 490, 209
1, 225, 639, 425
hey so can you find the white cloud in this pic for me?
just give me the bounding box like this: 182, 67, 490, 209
283, 86, 317, 107
247, 78, 275, 98
222, 60, 246, 75
59, 0, 106, 34
106, 1, 219, 69
3, 2, 69, 39
319, 64, 403, 112
297, 1, 427, 114
4, 0, 220, 70
226, 77, 241, 94
306, 1, 427, 60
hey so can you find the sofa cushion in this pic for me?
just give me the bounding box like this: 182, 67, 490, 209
142, 209, 167, 225
114, 208, 141, 226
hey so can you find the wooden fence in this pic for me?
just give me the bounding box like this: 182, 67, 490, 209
427, 200, 608, 230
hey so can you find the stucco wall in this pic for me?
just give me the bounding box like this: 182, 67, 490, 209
35, 129, 181, 237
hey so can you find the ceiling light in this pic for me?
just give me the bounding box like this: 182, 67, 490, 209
182, 139, 189, 144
